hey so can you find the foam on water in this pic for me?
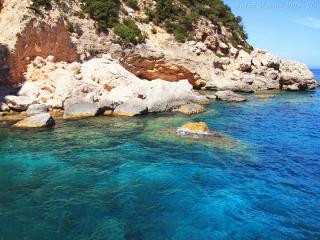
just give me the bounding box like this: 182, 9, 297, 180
0, 72, 320, 239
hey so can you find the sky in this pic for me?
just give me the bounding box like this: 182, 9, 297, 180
224, 0, 320, 68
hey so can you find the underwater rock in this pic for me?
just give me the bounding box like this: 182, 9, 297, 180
215, 90, 247, 102
178, 122, 209, 134
178, 103, 206, 115
14, 113, 55, 128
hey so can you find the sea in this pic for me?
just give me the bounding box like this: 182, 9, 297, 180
0, 70, 319, 239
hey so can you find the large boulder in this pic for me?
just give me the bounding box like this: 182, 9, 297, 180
251, 49, 281, 70
49, 69, 79, 100
63, 103, 101, 119
215, 90, 247, 102
104, 79, 201, 113
142, 80, 200, 112
14, 113, 55, 128
114, 98, 148, 117
236, 50, 252, 72
18, 81, 41, 98
26, 104, 48, 115
81, 55, 141, 87
280, 61, 317, 90
5, 95, 38, 111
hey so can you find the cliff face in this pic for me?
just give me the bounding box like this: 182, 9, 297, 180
0, 0, 317, 92
9, 18, 78, 83
0, 0, 78, 84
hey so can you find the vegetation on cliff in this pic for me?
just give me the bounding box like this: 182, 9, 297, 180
81, 0, 120, 31
149, 0, 248, 45
28, 0, 249, 47
113, 19, 144, 45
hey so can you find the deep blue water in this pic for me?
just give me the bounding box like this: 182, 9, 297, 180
0, 71, 320, 240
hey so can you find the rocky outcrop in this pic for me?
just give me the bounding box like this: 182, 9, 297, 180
280, 61, 317, 91
16, 55, 204, 118
215, 90, 247, 102
207, 48, 317, 92
14, 113, 55, 128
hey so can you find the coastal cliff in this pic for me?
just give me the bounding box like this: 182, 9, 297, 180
0, 0, 318, 120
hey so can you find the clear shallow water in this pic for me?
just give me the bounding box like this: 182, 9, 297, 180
0, 72, 320, 240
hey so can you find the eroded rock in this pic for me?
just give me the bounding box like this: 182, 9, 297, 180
63, 103, 101, 119
5, 95, 38, 111
280, 61, 317, 90
14, 113, 55, 128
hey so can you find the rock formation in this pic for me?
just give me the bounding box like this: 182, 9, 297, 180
14, 113, 55, 128
0, 0, 318, 124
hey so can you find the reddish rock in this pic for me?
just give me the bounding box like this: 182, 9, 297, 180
121, 55, 197, 87
8, 18, 78, 83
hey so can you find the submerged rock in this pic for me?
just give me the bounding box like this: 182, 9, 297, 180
215, 90, 247, 102
178, 104, 206, 115
63, 103, 101, 119
14, 113, 55, 128
178, 122, 209, 134
176, 122, 237, 147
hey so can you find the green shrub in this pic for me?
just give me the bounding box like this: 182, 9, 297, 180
151, 0, 249, 46
124, 0, 139, 10
66, 21, 83, 35
81, 0, 120, 31
28, 0, 52, 15
113, 19, 144, 45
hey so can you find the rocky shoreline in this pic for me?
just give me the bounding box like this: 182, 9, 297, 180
0, 53, 318, 129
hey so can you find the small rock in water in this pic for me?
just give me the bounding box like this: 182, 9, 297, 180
256, 93, 274, 99
14, 113, 55, 128
215, 90, 247, 102
179, 104, 206, 115
178, 122, 209, 134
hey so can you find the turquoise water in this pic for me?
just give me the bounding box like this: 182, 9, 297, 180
0, 72, 320, 240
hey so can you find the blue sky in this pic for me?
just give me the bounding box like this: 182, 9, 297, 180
224, 0, 320, 68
